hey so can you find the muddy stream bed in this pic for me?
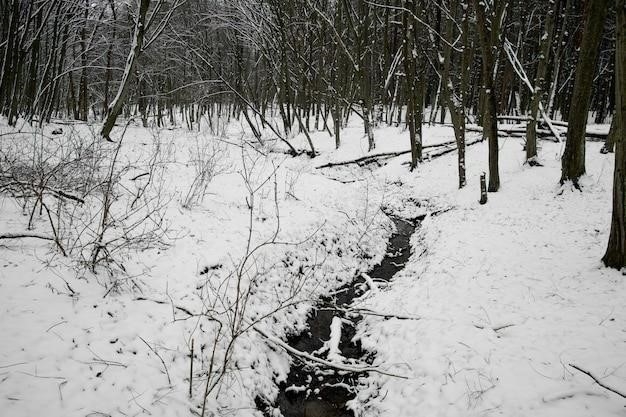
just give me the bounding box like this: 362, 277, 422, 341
257, 216, 419, 417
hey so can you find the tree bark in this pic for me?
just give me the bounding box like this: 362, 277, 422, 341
526, 0, 558, 163
403, 0, 419, 170
441, 1, 470, 188
602, 0, 625, 268
560, 0, 608, 185
473, 0, 506, 192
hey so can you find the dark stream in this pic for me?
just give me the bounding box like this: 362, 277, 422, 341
257, 216, 419, 417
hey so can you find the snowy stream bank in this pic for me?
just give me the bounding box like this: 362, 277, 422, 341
257, 217, 418, 417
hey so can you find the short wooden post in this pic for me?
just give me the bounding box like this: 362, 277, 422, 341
479, 172, 488, 205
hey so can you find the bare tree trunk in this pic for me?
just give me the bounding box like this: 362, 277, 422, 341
602, 116, 618, 153
526, 0, 557, 163
602, 0, 625, 268
79, 0, 88, 121
442, 1, 470, 188
0, 0, 20, 119
360, 0, 376, 151
473, 0, 506, 192
100, 0, 150, 141
560, 0, 608, 186
25, 7, 42, 115
403, 0, 419, 170
103, 0, 116, 118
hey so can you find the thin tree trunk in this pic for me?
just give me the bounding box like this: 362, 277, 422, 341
526, 0, 558, 163
103, 0, 116, 118
441, 2, 469, 188
403, 0, 419, 170
100, 0, 150, 140
79, 0, 88, 121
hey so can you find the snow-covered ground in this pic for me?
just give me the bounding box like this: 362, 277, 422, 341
1, 117, 624, 417
353, 136, 626, 416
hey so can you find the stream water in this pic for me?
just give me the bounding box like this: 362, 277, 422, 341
257, 216, 419, 417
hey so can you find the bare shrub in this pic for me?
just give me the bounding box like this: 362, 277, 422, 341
185, 149, 325, 415
0, 125, 171, 282
182, 135, 227, 208
284, 167, 304, 200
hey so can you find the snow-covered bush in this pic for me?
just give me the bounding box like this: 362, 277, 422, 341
0, 125, 170, 282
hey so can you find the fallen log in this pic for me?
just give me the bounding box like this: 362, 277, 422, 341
494, 116, 609, 141
316, 137, 482, 169
467, 124, 608, 141
497, 115, 569, 128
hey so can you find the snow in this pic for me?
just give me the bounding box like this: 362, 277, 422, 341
1, 115, 624, 417
352, 136, 626, 416
326, 317, 344, 363
0, 118, 391, 416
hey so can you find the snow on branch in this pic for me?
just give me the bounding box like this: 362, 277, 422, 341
252, 326, 408, 378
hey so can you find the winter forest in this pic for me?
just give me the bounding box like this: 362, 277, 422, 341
0, 0, 625, 416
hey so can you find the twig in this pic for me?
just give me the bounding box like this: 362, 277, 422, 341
0, 362, 28, 369
473, 323, 516, 332
134, 297, 196, 317
131, 172, 150, 181
139, 336, 171, 385
46, 320, 68, 333
569, 363, 626, 399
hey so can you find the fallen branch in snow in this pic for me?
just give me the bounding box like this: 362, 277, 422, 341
429, 206, 454, 217
139, 336, 171, 385
473, 323, 516, 332
0, 180, 85, 204
0, 232, 55, 241
426, 137, 484, 159
466, 124, 555, 139
497, 115, 568, 128
315, 150, 413, 169
318, 306, 422, 321
134, 297, 196, 317
316, 137, 483, 169
361, 273, 379, 292
350, 308, 421, 321
466, 124, 608, 141
542, 389, 608, 402
501, 39, 562, 142
568, 364, 626, 399
252, 326, 408, 378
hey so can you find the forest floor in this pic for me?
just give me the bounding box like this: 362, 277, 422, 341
0, 117, 624, 417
